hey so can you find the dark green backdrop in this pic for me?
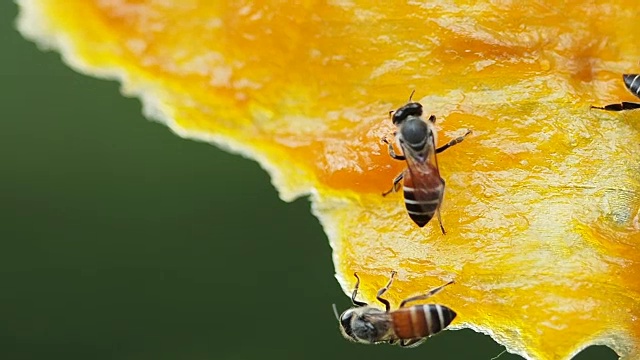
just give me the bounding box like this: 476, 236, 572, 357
0, 3, 616, 360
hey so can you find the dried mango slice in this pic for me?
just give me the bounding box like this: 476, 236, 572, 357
16, 1, 640, 359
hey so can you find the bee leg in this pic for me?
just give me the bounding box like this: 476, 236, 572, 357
375, 271, 397, 312
400, 338, 426, 348
399, 280, 455, 308
382, 172, 404, 197
435, 130, 472, 154
590, 102, 640, 111
436, 208, 446, 235
382, 137, 406, 161
351, 273, 368, 307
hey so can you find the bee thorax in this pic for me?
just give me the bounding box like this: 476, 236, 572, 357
400, 118, 430, 151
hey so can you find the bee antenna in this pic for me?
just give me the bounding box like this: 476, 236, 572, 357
388, 110, 395, 120
408, 89, 416, 102
332, 303, 341, 321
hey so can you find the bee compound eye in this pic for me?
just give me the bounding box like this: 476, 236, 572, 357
339, 310, 354, 329
392, 110, 404, 124
339, 310, 360, 340
392, 102, 423, 124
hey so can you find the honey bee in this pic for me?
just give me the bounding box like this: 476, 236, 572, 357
334, 271, 456, 348
591, 73, 640, 111
382, 92, 471, 233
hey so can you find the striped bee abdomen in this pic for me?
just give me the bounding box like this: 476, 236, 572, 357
402, 172, 444, 227
623, 74, 640, 98
391, 304, 457, 339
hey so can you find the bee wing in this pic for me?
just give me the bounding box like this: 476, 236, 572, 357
400, 141, 443, 205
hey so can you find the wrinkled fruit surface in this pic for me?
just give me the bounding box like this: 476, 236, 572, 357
16, 1, 640, 359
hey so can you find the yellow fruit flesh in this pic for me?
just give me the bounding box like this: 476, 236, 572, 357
17, 1, 640, 359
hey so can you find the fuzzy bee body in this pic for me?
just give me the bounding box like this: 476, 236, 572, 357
383, 94, 470, 233
592, 73, 640, 111
335, 272, 456, 348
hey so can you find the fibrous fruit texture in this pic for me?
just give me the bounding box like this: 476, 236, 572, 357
16, 1, 640, 359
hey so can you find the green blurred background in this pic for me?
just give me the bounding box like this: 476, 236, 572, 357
0, 2, 617, 360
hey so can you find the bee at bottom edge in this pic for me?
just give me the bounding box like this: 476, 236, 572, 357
333, 271, 456, 347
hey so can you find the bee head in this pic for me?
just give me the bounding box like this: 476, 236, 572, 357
392, 102, 423, 125
337, 306, 387, 344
